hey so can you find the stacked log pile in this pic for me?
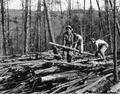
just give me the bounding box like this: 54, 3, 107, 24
0, 52, 119, 94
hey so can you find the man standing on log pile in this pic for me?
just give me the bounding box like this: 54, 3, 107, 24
62, 25, 74, 62
72, 33, 84, 54
91, 38, 109, 61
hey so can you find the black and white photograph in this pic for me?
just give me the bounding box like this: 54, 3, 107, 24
0, 0, 120, 93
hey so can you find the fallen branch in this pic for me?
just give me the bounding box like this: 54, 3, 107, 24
75, 73, 113, 94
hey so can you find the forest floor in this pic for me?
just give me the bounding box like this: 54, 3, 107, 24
0, 50, 120, 94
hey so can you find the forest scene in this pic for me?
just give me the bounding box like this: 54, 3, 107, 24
0, 0, 120, 94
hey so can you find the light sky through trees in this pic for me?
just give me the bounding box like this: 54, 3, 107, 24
8, 0, 106, 11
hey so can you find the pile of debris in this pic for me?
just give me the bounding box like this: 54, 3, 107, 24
0, 52, 120, 94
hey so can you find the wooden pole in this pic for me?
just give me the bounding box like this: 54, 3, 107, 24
1, 0, 6, 57
23, 0, 28, 55
113, 0, 118, 82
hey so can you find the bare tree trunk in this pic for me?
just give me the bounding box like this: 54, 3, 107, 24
43, 0, 55, 43
67, 0, 71, 23
43, 10, 47, 50
113, 0, 118, 82
14, 17, 19, 54
23, 0, 28, 55
77, 0, 83, 37
83, 0, 86, 41
37, 0, 42, 54
6, 0, 10, 55
26, 0, 31, 54
1, 0, 6, 57
89, 0, 93, 37
35, 12, 39, 54
105, 0, 113, 53
57, 0, 64, 44
21, 0, 24, 55
109, 0, 120, 36
96, 0, 104, 38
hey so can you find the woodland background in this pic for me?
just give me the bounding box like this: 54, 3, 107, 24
0, 0, 120, 56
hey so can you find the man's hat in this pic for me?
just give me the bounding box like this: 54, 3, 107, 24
91, 38, 95, 41
66, 25, 72, 29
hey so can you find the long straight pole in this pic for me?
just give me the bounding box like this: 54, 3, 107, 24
113, 0, 118, 82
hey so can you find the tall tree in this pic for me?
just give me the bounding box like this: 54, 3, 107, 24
96, 0, 104, 38
77, 0, 83, 37
109, 0, 120, 36
67, 0, 71, 22
37, 0, 42, 53
89, 0, 93, 37
21, 0, 25, 55
105, 0, 113, 53
43, 9, 47, 50
26, 0, 31, 53
83, 0, 86, 41
43, 0, 55, 43
1, 0, 6, 56
113, 0, 118, 82
23, 0, 29, 55
6, 0, 10, 55
14, 17, 19, 54
56, 0, 64, 44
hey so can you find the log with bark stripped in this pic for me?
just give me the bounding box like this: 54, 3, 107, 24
49, 42, 79, 52
41, 70, 85, 83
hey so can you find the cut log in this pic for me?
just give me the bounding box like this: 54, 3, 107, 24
46, 72, 89, 93
59, 81, 95, 94
58, 74, 101, 94
74, 55, 113, 64
35, 66, 61, 76
49, 42, 79, 52
41, 70, 84, 83
89, 79, 113, 93
75, 73, 113, 94
49, 60, 92, 70
31, 61, 53, 70
110, 82, 120, 92
50, 73, 95, 94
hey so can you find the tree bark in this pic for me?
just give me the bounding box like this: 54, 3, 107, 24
43, 0, 55, 43
23, 0, 29, 55
113, 0, 118, 82
6, 0, 10, 55
35, 66, 61, 76
26, 0, 31, 53
109, 0, 120, 36
67, 0, 72, 21
43, 9, 47, 50
41, 70, 82, 82
1, 0, 6, 57
96, 0, 104, 38
76, 73, 113, 93
105, 0, 113, 53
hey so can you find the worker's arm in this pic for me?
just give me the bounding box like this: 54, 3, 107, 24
70, 34, 74, 48
63, 35, 66, 46
104, 42, 109, 48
